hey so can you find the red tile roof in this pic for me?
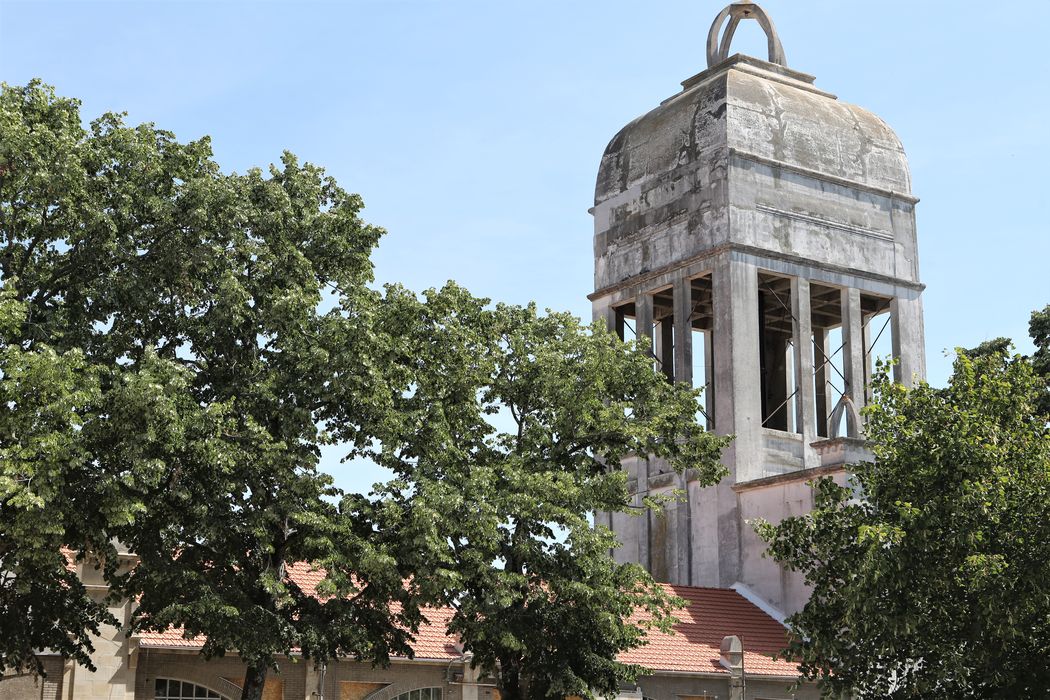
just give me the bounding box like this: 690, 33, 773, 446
136, 566, 798, 677
620, 584, 797, 677
60, 547, 78, 573
137, 562, 463, 660
281, 562, 462, 659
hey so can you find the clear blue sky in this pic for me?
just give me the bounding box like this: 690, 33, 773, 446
2, 1, 1048, 493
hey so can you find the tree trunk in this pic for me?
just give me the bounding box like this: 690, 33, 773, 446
240, 663, 268, 700
500, 660, 523, 700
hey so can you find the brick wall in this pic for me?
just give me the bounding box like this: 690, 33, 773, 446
0, 656, 64, 700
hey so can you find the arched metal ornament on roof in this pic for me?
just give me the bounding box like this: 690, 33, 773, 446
707, 0, 787, 68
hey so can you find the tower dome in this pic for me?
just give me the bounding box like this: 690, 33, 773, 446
596, 57, 912, 207
592, 46, 919, 293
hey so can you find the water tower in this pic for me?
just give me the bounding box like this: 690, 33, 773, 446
591, 1, 925, 614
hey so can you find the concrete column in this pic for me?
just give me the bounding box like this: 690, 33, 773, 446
892, 290, 927, 387
636, 292, 654, 358
690, 478, 720, 586
595, 298, 616, 336
674, 472, 693, 585
791, 278, 818, 466
460, 653, 480, 700
61, 659, 77, 700
813, 329, 830, 437
673, 276, 693, 386
124, 642, 137, 700
841, 287, 866, 436
706, 253, 760, 587
670, 279, 695, 581
863, 315, 875, 403
713, 255, 762, 475
634, 293, 654, 572
703, 328, 715, 429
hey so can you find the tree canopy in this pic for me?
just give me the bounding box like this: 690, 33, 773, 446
1027, 305, 1050, 416
364, 285, 729, 700
757, 313, 1050, 698
0, 79, 152, 673
0, 282, 114, 672
0, 79, 418, 699
1, 79, 727, 700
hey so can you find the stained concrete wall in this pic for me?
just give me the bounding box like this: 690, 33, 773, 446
735, 469, 851, 613
593, 76, 730, 293
593, 56, 919, 296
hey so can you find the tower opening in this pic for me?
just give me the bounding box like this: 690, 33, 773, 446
614, 302, 638, 345
758, 273, 799, 433
690, 274, 715, 430
861, 293, 895, 403
810, 283, 845, 438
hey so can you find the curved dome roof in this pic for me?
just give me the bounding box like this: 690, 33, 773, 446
595, 56, 911, 206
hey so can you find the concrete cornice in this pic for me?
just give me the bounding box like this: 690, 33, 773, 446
672, 55, 833, 103
730, 147, 920, 205
589, 242, 926, 301
732, 464, 846, 493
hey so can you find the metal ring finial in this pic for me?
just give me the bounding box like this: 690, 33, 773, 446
706, 1, 787, 68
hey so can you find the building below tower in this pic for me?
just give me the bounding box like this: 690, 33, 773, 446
1, 558, 817, 700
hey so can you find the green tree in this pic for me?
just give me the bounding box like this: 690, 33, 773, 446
1, 79, 725, 700
0, 80, 171, 673
961, 304, 1049, 416
1028, 305, 1050, 416
0, 283, 116, 673
0, 80, 420, 700
364, 285, 730, 700
756, 345, 1050, 698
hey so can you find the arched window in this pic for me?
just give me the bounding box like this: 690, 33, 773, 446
155, 678, 228, 700
390, 687, 443, 700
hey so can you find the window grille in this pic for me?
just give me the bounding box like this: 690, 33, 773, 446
390, 687, 443, 700
155, 678, 228, 700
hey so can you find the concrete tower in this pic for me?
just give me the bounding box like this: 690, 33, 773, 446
591, 1, 925, 616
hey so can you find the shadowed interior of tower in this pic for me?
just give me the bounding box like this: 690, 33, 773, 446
758, 273, 798, 433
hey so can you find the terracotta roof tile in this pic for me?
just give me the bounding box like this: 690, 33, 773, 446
136, 570, 798, 677
619, 584, 797, 677
137, 563, 461, 660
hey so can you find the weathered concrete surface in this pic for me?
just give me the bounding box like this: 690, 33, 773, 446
592, 48, 926, 616
593, 55, 918, 296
